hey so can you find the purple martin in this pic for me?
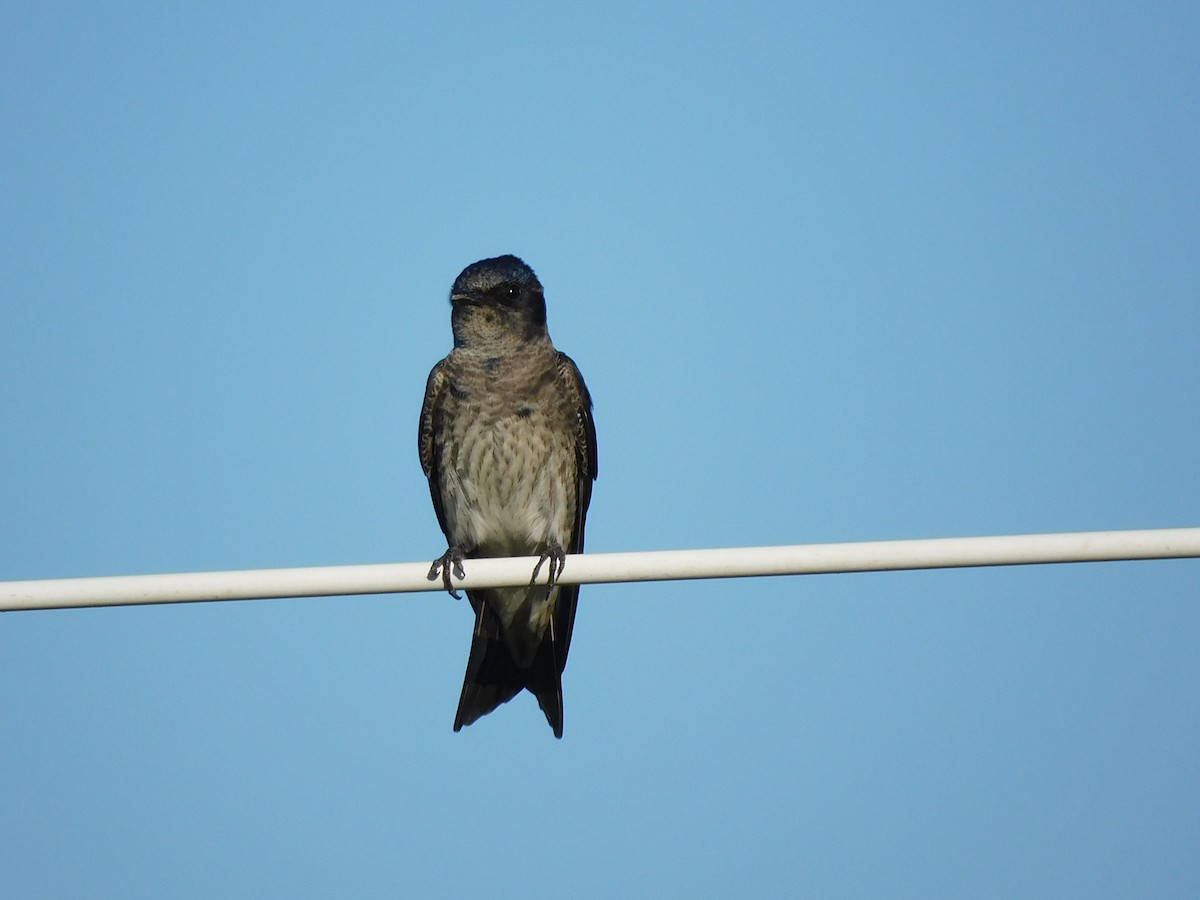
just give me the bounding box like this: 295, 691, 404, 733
419, 255, 597, 738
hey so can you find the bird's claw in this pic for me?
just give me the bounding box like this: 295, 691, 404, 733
530, 541, 567, 589
428, 546, 468, 599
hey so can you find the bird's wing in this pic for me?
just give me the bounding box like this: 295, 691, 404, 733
555, 351, 598, 553
418, 358, 452, 540
550, 351, 598, 672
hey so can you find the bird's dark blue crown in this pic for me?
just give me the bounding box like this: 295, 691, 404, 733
451, 255, 540, 296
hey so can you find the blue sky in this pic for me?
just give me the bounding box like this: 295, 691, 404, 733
2, 2, 1198, 896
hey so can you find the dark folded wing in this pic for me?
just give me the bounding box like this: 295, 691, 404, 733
551, 352, 598, 670
417, 359, 451, 540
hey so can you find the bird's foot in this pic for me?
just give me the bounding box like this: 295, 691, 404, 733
530, 540, 567, 589
428, 546, 468, 599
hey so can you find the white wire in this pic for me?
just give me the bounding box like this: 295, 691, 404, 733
2, 528, 1197, 612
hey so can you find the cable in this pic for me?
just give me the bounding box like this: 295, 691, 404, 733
3, 528, 1197, 612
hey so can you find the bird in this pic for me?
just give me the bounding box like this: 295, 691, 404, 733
418, 255, 597, 738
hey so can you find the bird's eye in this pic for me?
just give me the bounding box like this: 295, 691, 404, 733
488, 282, 522, 303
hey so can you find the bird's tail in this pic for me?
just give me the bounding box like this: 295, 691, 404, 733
454, 594, 565, 738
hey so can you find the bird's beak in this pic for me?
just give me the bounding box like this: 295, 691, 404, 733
451, 292, 481, 306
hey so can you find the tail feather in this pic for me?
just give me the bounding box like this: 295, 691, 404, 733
524, 631, 565, 739
453, 591, 568, 738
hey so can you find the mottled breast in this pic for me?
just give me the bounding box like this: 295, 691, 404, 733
437, 345, 578, 557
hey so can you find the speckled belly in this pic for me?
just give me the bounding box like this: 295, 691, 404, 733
440, 413, 573, 558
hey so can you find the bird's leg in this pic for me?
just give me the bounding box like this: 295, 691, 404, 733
530, 540, 567, 589
428, 545, 469, 599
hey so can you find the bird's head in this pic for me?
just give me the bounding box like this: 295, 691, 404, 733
449, 255, 548, 350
